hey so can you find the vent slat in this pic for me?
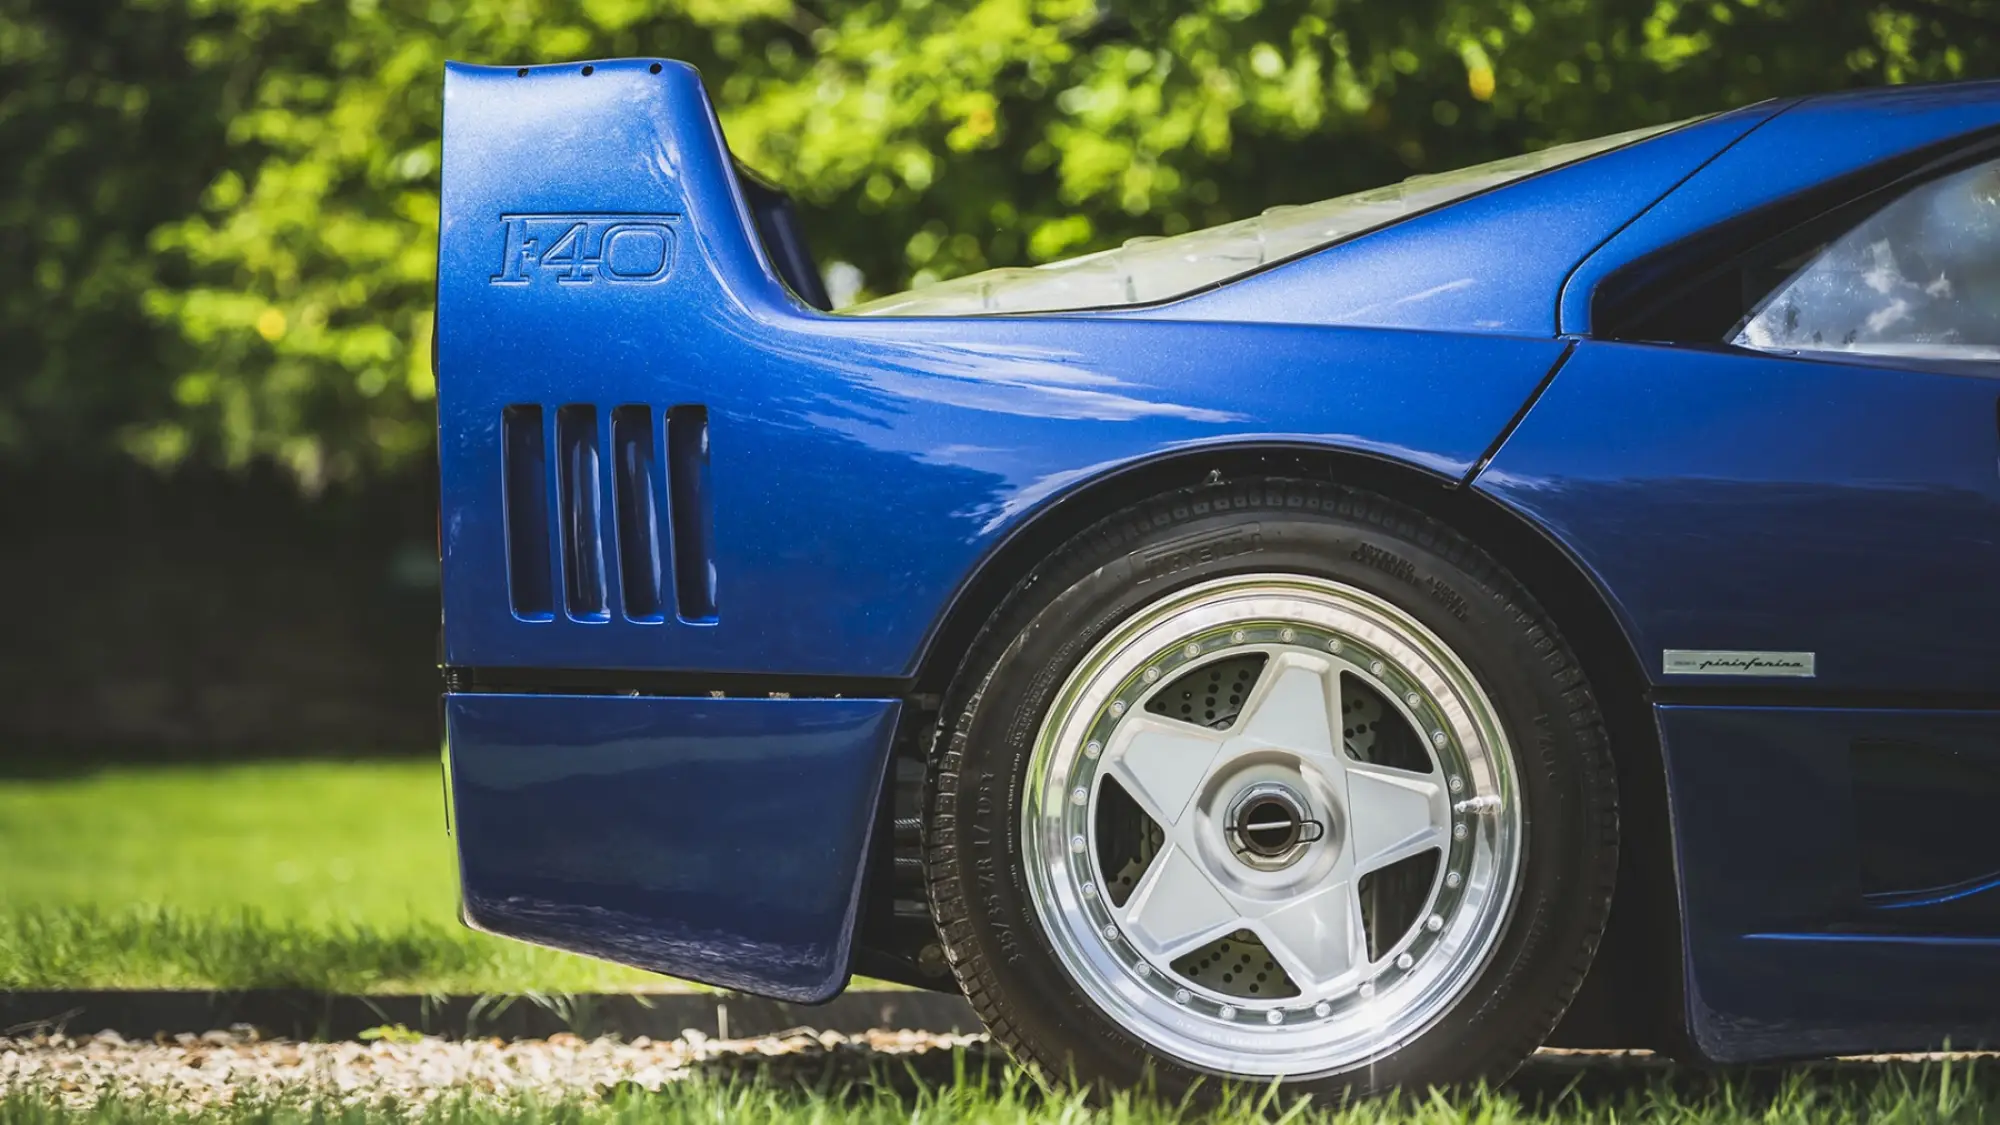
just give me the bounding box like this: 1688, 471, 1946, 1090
612, 405, 666, 621
556, 404, 608, 620
667, 405, 717, 622
500, 405, 553, 619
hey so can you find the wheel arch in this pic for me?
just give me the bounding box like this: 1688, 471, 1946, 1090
895, 442, 1687, 1052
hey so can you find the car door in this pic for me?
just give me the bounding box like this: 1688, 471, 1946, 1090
1478, 146, 2000, 1060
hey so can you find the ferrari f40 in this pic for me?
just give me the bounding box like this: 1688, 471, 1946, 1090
435, 61, 2000, 1094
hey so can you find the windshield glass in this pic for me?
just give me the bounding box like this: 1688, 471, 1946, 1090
843, 120, 1684, 317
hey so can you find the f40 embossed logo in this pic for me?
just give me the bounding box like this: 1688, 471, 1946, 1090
491, 213, 678, 286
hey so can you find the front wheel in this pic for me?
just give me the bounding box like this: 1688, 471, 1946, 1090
925, 481, 1616, 1096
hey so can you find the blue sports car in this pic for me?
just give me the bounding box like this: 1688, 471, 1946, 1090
434, 60, 2000, 1094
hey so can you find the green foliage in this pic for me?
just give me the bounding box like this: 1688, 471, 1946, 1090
0, 1, 230, 465
5, 0, 2000, 484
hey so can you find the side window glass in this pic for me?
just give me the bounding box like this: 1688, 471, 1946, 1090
1734, 158, 2000, 361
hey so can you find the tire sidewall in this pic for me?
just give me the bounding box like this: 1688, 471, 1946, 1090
930, 484, 1613, 1094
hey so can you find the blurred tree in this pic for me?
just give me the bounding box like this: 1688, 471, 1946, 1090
0, 0, 233, 464
5, 0, 1997, 485
133, 0, 807, 487
723, 0, 1998, 292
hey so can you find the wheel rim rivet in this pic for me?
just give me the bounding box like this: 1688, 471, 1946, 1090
1085, 740, 1102, 759
1108, 700, 1126, 717
1359, 982, 1375, 999
1103, 925, 1119, 941
1231, 630, 1247, 643
1266, 1009, 1283, 1025
1184, 643, 1201, 658
1396, 952, 1414, 970
1314, 1002, 1331, 1018
1327, 638, 1343, 652
1135, 963, 1151, 977
1174, 989, 1190, 1004
1426, 914, 1444, 932
1279, 627, 1296, 642
1219, 1005, 1236, 1021
1453, 823, 1468, 840
1143, 667, 1159, 683
1405, 692, 1420, 707
1448, 775, 1463, 793
1071, 787, 1088, 806
1069, 835, 1086, 854
1446, 871, 1463, 889
1431, 730, 1447, 748
1081, 881, 1096, 899
1369, 661, 1385, 676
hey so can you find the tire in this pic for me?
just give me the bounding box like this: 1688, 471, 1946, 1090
924, 480, 1617, 1096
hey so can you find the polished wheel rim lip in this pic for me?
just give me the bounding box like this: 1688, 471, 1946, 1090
1021, 573, 1523, 1078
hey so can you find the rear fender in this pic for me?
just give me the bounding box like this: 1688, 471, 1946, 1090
436, 61, 1573, 681
436, 58, 1571, 999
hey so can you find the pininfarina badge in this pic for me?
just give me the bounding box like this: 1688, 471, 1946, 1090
1662, 649, 1816, 676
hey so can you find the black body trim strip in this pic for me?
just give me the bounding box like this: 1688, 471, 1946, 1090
447, 672, 2000, 711
1652, 686, 2000, 712
443, 665, 914, 700
1459, 340, 1575, 487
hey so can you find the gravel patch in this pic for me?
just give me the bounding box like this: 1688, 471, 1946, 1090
0, 1027, 994, 1110
8, 1027, 1997, 1113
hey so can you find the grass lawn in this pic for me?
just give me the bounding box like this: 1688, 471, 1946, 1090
6, 762, 1999, 1123
0, 759, 669, 993
6, 1064, 2000, 1125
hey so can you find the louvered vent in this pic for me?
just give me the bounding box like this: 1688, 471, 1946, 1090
501, 402, 715, 624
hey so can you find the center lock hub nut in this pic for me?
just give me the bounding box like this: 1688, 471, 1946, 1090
1224, 782, 1324, 870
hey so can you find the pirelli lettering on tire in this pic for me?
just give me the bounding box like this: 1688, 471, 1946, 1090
1133, 525, 1263, 584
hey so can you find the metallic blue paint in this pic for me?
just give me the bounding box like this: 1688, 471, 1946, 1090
1874, 874, 2000, 911
437, 60, 1570, 678
1160, 106, 1783, 334
1655, 706, 2000, 1061
438, 61, 2000, 1059
1475, 341, 2000, 696
446, 693, 901, 1001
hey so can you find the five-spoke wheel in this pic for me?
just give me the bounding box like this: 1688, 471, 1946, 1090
927, 482, 1616, 1096
1023, 576, 1519, 1074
